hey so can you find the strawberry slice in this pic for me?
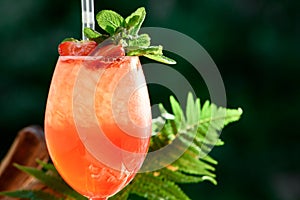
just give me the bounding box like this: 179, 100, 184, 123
91, 42, 125, 57
83, 42, 126, 70
58, 41, 97, 56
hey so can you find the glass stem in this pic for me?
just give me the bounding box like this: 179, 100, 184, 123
81, 0, 95, 40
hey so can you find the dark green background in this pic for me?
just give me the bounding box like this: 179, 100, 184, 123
0, 0, 299, 199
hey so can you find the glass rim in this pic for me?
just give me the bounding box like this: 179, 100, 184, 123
58, 55, 141, 69
58, 55, 138, 59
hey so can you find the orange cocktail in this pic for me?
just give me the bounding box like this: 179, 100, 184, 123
45, 55, 151, 199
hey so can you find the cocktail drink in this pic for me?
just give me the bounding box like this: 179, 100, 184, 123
45, 49, 151, 199
44, 5, 175, 200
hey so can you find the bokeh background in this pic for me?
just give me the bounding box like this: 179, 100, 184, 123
0, 0, 299, 199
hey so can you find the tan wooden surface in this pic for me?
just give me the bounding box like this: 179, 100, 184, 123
0, 126, 50, 200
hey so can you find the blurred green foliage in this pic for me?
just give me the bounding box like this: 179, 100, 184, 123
0, 0, 299, 199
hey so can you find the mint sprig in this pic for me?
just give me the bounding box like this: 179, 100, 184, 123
84, 7, 176, 65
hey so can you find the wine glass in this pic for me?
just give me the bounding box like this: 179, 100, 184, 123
44, 54, 151, 199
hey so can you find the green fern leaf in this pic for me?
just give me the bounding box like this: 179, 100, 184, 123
135, 94, 241, 194
200, 101, 243, 130
159, 168, 205, 183
172, 153, 216, 176
130, 173, 190, 200
0, 190, 62, 200
14, 164, 86, 200
186, 92, 199, 126
170, 96, 186, 130
201, 154, 218, 165
224, 107, 243, 125
36, 159, 57, 172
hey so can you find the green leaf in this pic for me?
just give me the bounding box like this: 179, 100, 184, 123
61, 38, 77, 42
224, 107, 243, 125
126, 44, 177, 64
131, 173, 190, 200
194, 101, 242, 150
130, 93, 241, 199
173, 153, 216, 175
170, 95, 186, 129
159, 168, 205, 184
84, 27, 102, 39
84, 27, 108, 43
151, 116, 165, 135
143, 54, 177, 65
36, 159, 57, 172
127, 33, 151, 47
201, 154, 218, 165
61, 7, 176, 65
125, 15, 139, 29
14, 164, 86, 200
186, 92, 200, 127
0, 190, 62, 200
127, 45, 163, 56
96, 10, 124, 35
125, 7, 146, 35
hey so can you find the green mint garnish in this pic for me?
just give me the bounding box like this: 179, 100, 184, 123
61, 38, 78, 42
127, 34, 151, 47
127, 46, 163, 56
144, 54, 177, 65
83, 28, 108, 43
125, 7, 146, 35
84, 7, 176, 65
96, 10, 124, 35
83, 28, 102, 39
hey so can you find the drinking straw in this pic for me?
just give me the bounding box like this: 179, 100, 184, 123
81, 0, 95, 40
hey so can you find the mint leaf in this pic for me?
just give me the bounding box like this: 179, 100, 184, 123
84, 27, 109, 43
96, 10, 124, 35
127, 34, 151, 47
125, 7, 146, 35
127, 45, 176, 64
61, 38, 77, 42
127, 45, 163, 56
84, 27, 102, 39
144, 54, 177, 65
125, 15, 139, 29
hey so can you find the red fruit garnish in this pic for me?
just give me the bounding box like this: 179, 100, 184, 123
91, 43, 125, 57
85, 43, 126, 70
58, 41, 97, 56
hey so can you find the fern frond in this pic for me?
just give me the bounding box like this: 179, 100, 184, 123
130, 173, 190, 200
36, 159, 57, 172
158, 168, 205, 184
172, 153, 216, 177
112, 93, 242, 199
0, 190, 62, 200
13, 164, 85, 199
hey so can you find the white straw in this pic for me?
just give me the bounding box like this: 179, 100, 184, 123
81, 0, 95, 40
